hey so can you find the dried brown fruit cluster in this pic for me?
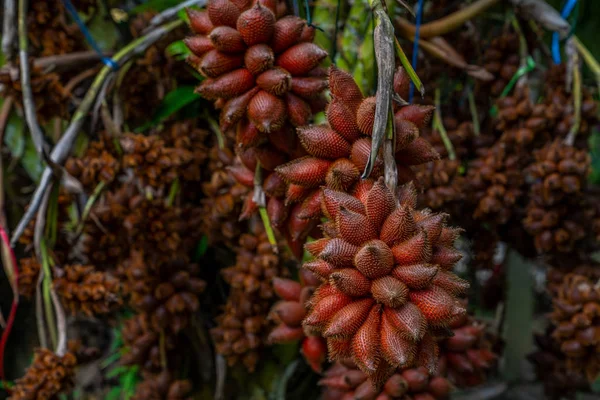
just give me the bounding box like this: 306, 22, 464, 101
65, 133, 121, 189
9, 348, 77, 400
522, 141, 591, 255
27, 0, 87, 56
544, 65, 598, 144
17, 256, 41, 299
53, 264, 122, 316
0, 66, 68, 123
529, 330, 591, 399
493, 87, 552, 149
414, 159, 465, 212
422, 118, 473, 160
125, 250, 206, 334
120, 46, 177, 123
481, 31, 520, 97
320, 361, 453, 400
211, 218, 290, 371
440, 313, 498, 387
81, 185, 132, 268
133, 370, 192, 400
549, 273, 600, 383
121, 313, 175, 372
201, 140, 251, 246
121, 133, 195, 190
303, 179, 467, 385
467, 143, 524, 225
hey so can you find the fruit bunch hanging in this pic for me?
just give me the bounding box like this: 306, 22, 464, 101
3, 1, 600, 399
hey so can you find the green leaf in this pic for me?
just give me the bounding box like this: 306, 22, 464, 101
101, 351, 122, 369
272, 360, 299, 400
592, 373, 600, 393
194, 235, 209, 261
177, 8, 190, 24
106, 365, 128, 379
136, 85, 201, 132
106, 387, 122, 400
166, 40, 191, 60
87, 5, 120, 51
4, 111, 25, 159
21, 136, 43, 182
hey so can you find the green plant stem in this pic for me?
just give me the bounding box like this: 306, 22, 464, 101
253, 162, 278, 251
18, 0, 46, 157
467, 89, 480, 136
75, 180, 106, 235
40, 239, 57, 349
565, 47, 582, 146
394, 37, 424, 97
167, 178, 180, 207
159, 331, 167, 370
204, 110, 224, 149
573, 36, 600, 94
11, 19, 184, 247
433, 89, 456, 161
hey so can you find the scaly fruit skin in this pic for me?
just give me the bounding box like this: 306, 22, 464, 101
439, 311, 498, 388
185, 3, 327, 135
548, 273, 600, 384
303, 178, 467, 385
275, 67, 439, 239
320, 360, 452, 400
268, 273, 327, 373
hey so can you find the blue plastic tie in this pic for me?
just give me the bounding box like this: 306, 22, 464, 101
551, 0, 578, 64
62, 0, 119, 70
409, 0, 424, 103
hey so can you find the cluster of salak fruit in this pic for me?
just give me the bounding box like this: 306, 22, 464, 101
180, 2, 500, 397
406, 19, 600, 399
8, 1, 600, 399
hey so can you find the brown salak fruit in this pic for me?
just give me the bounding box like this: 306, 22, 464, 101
528, 328, 591, 399
133, 370, 193, 400
268, 272, 328, 373
303, 178, 468, 386
124, 250, 206, 334
466, 142, 524, 226
549, 273, 600, 384
185, 2, 327, 134
414, 159, 466, 212
211, 217, 290, 372
9, 348, 77, 400
275, 67, 439, 239
439, 311, 498, 388
17, 256, 41, 298
120, 313, 175, 373
320, 360, 453, 400
53, 264, 122, 316
523, 140, 591, 255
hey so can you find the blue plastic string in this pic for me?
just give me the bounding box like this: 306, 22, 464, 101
551, 0, 578, 64
61, 0, 119, 70
409, 0, 424, 103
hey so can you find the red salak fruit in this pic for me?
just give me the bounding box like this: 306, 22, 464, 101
438, 311, 499, 388
275, 66, 439, 235
268, 274, 328, 373
303, 178, 468, 386
185, 2, 328, 135
320, 360, 453, 399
